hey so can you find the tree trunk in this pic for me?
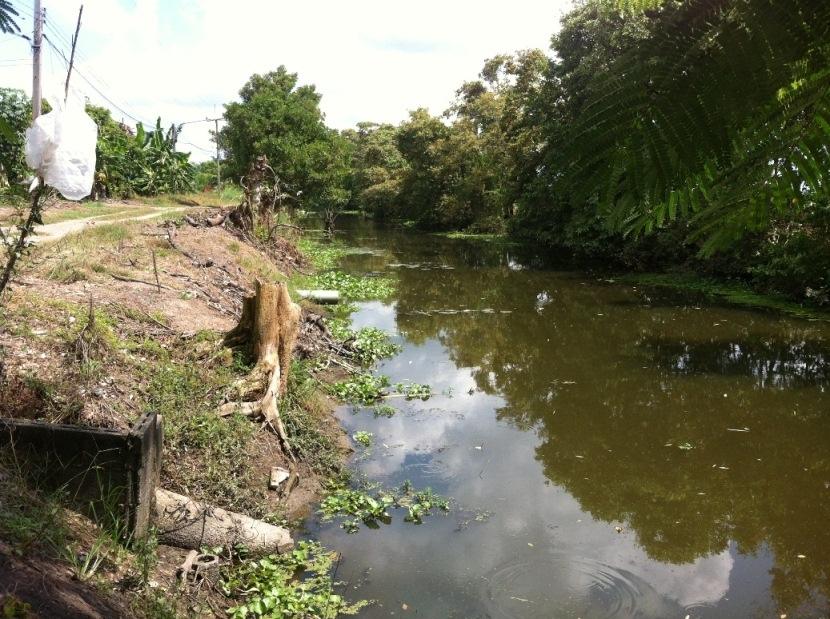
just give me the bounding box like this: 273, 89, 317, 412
231, 154, 276, 234
221, 281, 301, 458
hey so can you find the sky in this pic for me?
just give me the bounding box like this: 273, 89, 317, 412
2, 0, 573, 162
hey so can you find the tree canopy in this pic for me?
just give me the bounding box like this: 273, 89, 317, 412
219, 66, 351, 216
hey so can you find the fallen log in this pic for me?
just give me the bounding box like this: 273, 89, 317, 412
155, 488, 293, 553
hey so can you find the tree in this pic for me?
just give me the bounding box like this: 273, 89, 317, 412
220, 67, 335, 204
0, 88, 31, 188
560, 0, 830, 253
0, 0, 19, 34
86, 106, 194, 198
343, 122, 408, 219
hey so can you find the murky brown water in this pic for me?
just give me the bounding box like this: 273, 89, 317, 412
308, 217, 830, 618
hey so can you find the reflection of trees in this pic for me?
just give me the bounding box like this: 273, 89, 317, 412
341, 220, 830, 612
641, 337, 830, 389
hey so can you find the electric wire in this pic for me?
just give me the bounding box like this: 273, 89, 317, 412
42, 34, 155, 127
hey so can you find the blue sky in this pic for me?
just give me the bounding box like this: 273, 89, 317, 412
2, 0, 573, 161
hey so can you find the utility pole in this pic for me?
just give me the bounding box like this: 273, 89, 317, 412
32, 0, 43, 119
208, 117, 222, 188
64, 5, 83, 102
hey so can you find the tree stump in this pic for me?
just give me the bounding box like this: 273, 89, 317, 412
220, 280, 301, 458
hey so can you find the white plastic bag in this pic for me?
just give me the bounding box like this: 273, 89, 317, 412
25, 99, 97, 200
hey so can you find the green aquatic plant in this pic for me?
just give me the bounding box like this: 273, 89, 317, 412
350, 327, 401, 365
311, 271, 395, 301
320, 487, 395, 534
331, 373, 390, 405
221, 541, 368, 618
320, 482, 450, 533
400, 487, 450, 524
296, 238, 348, 271
393, 382, 432, 400
352, 431, 373, 447
372, 404, 397, 418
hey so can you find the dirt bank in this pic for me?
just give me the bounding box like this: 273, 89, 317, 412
0, 197, 353, 617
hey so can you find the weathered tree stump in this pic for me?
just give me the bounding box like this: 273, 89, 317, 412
220, 280, 301, 458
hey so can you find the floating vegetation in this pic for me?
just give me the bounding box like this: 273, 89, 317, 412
350, 327, 401, 365
388, 262, 455, 271
403, 308, 512, 316
393, 382, 432, 401
352, 431, 373, 447
320, 482, 450, 533
221, 541, 368, 618
372, 404, 397, 418
331, 373, 390, 405
310, 271, 395, 301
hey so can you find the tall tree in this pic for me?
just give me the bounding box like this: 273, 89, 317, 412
220, 67, 339, 209
561, 0, 830, 253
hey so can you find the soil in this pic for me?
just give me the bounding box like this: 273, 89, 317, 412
0, 543, 131, 619
0, 199, 351, 617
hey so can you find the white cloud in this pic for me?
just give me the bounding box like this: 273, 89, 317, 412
2, 0, 573, 161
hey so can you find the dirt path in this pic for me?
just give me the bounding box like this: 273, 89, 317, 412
30, 206, 187, 243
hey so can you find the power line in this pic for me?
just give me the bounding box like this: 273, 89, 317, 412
43, 34, 155, 127
179, 141, 215, 154
43, 18, 152, 126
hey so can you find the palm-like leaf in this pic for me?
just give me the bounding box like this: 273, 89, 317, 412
0, 0, 20, 34
562, 0, 830, 253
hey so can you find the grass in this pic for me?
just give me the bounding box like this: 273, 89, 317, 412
621, 272, 830, 321
280, 359, 348, 476
0, 445, 169, 615
139, 333, 269, 516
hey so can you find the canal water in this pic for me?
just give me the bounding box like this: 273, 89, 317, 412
309, 216, 830, 618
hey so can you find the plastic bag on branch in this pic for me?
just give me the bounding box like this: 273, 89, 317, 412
25, 98, 97, 200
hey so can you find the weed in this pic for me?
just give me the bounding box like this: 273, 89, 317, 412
0, 595, 32, 618
330, 373, 390, 405
296, 238, 347, 270
46, 259, 87, 283
309, 271, 394, 301
320, 487, 395, 533
320, 482, 450, 533
0, 449, 70, 555
350, 327, 400, 365
620, 272, 830, 321
64, 536, 108, 582
372, 404, 397, 418
393, 382, 432, 400
221, 541, 368, 618
352, 431, 373, 447
141, 343, 266, 515
401, 487, 450, 524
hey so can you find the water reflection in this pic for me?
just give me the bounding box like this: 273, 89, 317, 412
641, 336, 830, 388
311, 218, 830, 617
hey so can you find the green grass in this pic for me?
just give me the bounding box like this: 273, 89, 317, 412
139, 335, 268, 516
621, 272, 830, 321
280, 359, 347, 476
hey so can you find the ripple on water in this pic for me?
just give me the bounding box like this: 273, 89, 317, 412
481, 554, 681, 619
